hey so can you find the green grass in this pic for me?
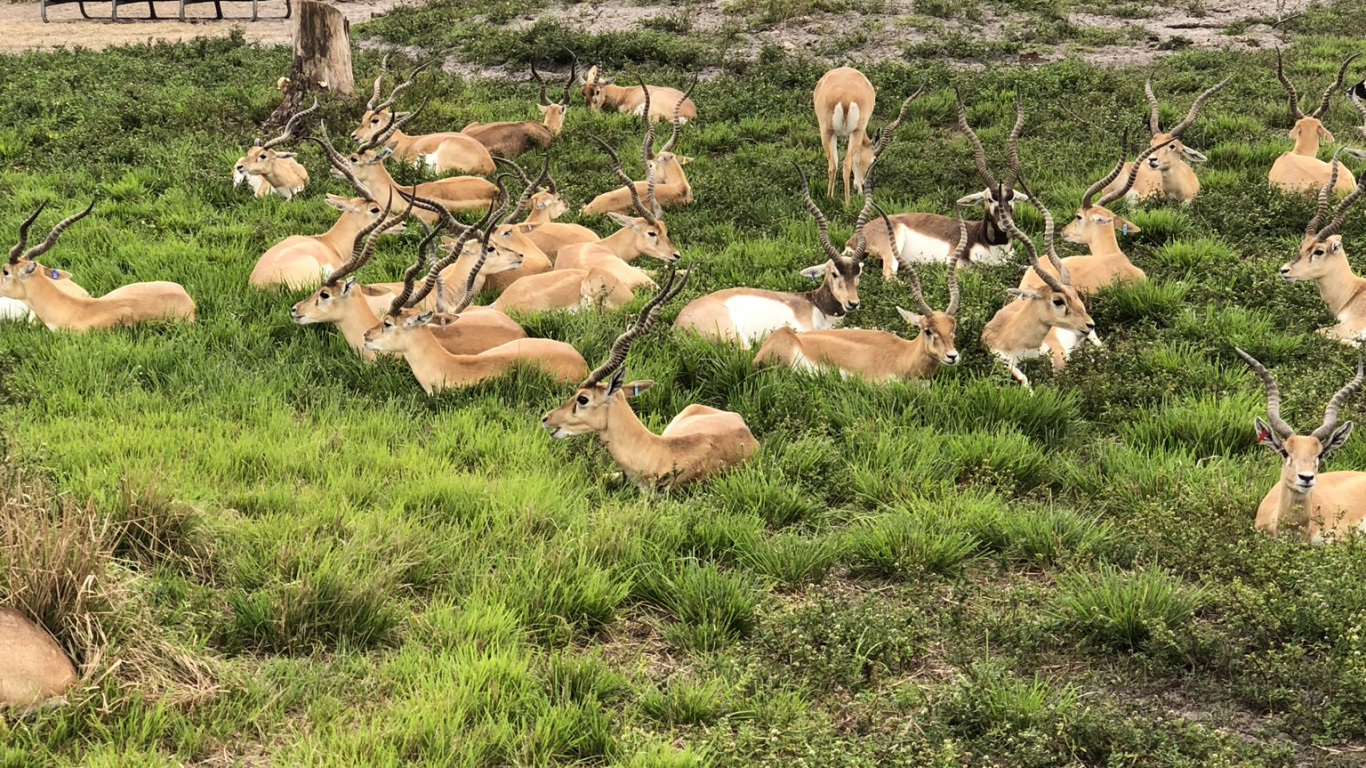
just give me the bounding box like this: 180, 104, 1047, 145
2, 6, 1366, 767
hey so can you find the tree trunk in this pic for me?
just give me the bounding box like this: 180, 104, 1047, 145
264, 0, 354, 130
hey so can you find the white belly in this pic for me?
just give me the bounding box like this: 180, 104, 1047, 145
723, 296, 804, 348
896, 227, 952, 266
968, 242, 1013, 265
0, 297, 34, 322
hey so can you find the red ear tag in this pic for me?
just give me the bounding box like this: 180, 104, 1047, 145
1256, 427, 1269, 443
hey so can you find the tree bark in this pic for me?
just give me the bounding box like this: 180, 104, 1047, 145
264, 0, 354, 130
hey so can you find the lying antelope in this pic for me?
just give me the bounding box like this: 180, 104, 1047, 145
233, 98, 318, 199
582, 79, 697, 216
463, 61, 576, 157
1280, 150, 1366, 343
493, 268, 632, 315
250, 194, 406, 290
1352, 80, 1366, 139
581, 66, 698, 123
1269, 49, 1359, 194
544, 269, 758, 488
756, 207, 964, 382
351, 58, 496, 175
1237, 348, 1366, 542
2, 202, 195, 331
1100, 75, 1228, 203
812, 67, 876, 205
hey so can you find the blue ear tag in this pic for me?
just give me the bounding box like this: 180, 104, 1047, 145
1121, 224, 1129, 235
807, 273, 816, 283
632, 385, 640, 397
50, 269, 59, 279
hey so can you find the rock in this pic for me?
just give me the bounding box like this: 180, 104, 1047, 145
0, 608, 77, 710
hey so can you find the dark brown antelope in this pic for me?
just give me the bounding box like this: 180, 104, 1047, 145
463, 60, 577, 157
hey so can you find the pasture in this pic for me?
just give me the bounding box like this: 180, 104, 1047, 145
5, 0, 1366, 765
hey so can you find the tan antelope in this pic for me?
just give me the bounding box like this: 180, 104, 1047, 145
812, 67, 877, 205
582, 78, 698, 215
1279, 149, 1366, 343
1269, 49, 1360, 194
543, 269, 759, 488
233, 98, 318, 200
1237, 348, 1366, 542
351, 58, 496, 175
462, 61, 577, 157
853, 90, 1024, 277
250, 194, 408, 290
1099, 75, 1229, 203
1, 203, 91, 322
580, 66, 698, 123
756, 205, 964, 382
493, 267, 633, 315
2, 202, 196, 331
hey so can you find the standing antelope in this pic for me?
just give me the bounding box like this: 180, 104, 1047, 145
1279, 150, 1366, 343
250, 194, 407, 290
1269, 49, 1359, 194
2, 203, 196, 331
812, 67, 877, 205
351, 58, 496, 175
1237, 348, 1366, 542
582, 79, 697, 215
233, 98, 318, 200
580, 66, 698, 123
756, 206, 964, 382
1100, 75, 1229, 203
463, 61, 577, 157
543, 269, 758, 488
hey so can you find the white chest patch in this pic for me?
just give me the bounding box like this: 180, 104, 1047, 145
1047, 328, 1083, 358
969, 242, 1013, 265
723, 295, 803, 348
0, 297, 34, 323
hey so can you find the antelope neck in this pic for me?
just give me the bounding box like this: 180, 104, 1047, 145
1291, 130, 1321, 157
598, 396, 665, 474
805, 282, 845, 317
1311, 256, 1366, 315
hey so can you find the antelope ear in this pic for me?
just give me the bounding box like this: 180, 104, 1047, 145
675, 155, 694, 165
47, 268, 74, 281
799, 262, 832, 279
324, 194, 354, 212
1324, 421, 1354, 454
622, 380, 654, 398
1179, 146, 1208, 163
535, 197, 552, 209
1256, 417, 1287, 454
394, 111, 414, 121
956, 191, 988, 205
1007, 288, 1041, 300
895, 306, 924, 326
1089, 211, 1115, 225
405, 310, 434, 328
1319, 125, 1336, 143
341, 277, 358, 296
1329, 239, 1344, 253
606, 211, 638, 230
1114, 217, 1140, 235
19, 261, 39, 277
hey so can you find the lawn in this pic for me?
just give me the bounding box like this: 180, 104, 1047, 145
3, 3, 1366, 766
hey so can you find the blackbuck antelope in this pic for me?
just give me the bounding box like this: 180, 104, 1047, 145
812, 67, 877, 205
1280, 149, 1366, 343
1269, 49, 1360, 194
462, 61, 577, 157
250, 194, 407, 290
757, 206, 964, 382
233, 98, 318, 200
855, 91, 1027, 277
1099, 75, 1228, 203
543, 269, 759, 488
1237, 348, 1366, 542
351, 57, 496, 175
2, 202, 196, 331
582, 79, 697, 216
1352, 80, 1366, 139
580, 66, 698, 123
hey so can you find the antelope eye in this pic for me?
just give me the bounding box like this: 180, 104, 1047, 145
319, 291, 331, 300
371, 117, 380, 125
576, 395, 589, 405
1052, 298, 1065, 307
370, 208, 381, 215
383, 319, 393, 328
1313, 249, 1324, 257
647, 231, 657, 238
501, 230, 512, 237
924, 330, 934, 338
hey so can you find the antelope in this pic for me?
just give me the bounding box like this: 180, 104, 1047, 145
1279, 150, 1366, 343
351, 58, 496, 175
493, 267, 633, 315
756, 206, 964, 382
2, 202, 196, 331
543, 269, 759, 489
582, 79, 697, 215
249, 194, 407, 290
812, 67, 877, 205
580, 66, 698, 123
1237, 348, 1366, 542
1099, 75, 1229, 203
854, 90, 1024, 277
1269, 49, 1359, 195
462, 61, 577, 157
1352, 80, 1366, 139
233, 98, 318, 200
0, 206, 90, 321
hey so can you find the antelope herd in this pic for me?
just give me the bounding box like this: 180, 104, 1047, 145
5, 50, 1366, 532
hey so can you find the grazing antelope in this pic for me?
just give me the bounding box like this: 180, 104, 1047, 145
543, 269, 758, 488
582, 79, 697, 216
1237, 348, 1366, 542
1099, 75, 1229, 203
1269, 49, 1359, 194
1279, 150, 1366, 343
854, 90, 1023, 277
250, 194, 407, 290
233, 98, 318, 200
580, 66, 698, 123
351, 58, 496, 175
812, 67, 877, 205
462, 61, 577, 157
2, 203, 195, 331
756, 206, 964, 382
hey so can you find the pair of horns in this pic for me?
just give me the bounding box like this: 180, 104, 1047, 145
324, 190, 411, 286
1079, 130, 1179, 210
875, 203, 962, 318
253, 97, 319, 150
1143, 73, 1229, 137
581, 266, 691, 387
1237, 347, 1363, 443
532, 54, 578, 107
1277, 48, 1358, 121
1306, 146, 1366, 240
8, 200, 96, 265
957, 86, 1025, 198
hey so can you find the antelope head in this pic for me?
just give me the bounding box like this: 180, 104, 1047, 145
1003, 168, 1094, 336
1141, 73, 1228, 171
879, 201, 964, 366
592, 137, 681, 263
1282, 147, 1366, 281
234, 98, 318, 184
532, 57, 577, 136
1237, 347, 1363, 496
1277, 48, 1357, 146
580, 65, 609, 111
291, 194, 410, 325
796, 162, 868, 314
352, 55, 433, 148
2, 201, 95, 299
636, 75, 698, 185
543, 267, 689, 438
1062, 131, 1175, 246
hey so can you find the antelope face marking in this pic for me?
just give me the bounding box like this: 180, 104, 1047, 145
352, 109, 393, 146
825, 258, 862, 313
0, 260, 40, 299
607, 213, 680, 263
1062, 205, 1139, 245
1148, 133, 1203, 170
1260, 428, 1351, 494
241, 148, 291, 177
900, 308, 959, 365
1013, 284, 1094, 334
537, 103, 567, 135
1282, 235, 1343, 281
362, 310, 432, 352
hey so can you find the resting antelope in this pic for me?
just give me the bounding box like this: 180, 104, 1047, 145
581, 66, 698, 123
582, 79, 697, 215
543, 269, 758, 488
1279, 150, 1366, 343
1352, 80, 1366, 139
1269, 49, 1359, 195
1099, 75, 1228, 203
462, 61, 576, 157
351, 58, 496, 175
757, 206, 964, 382
0, 207, 90, 322
1237, 348, 1366, 542
233, 98, 318, 200
854, 90, 1024, 277
2, 202, 195, 331
812, 67, 878, 205
493, 268, 632, 315
250, 194, 408, 290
